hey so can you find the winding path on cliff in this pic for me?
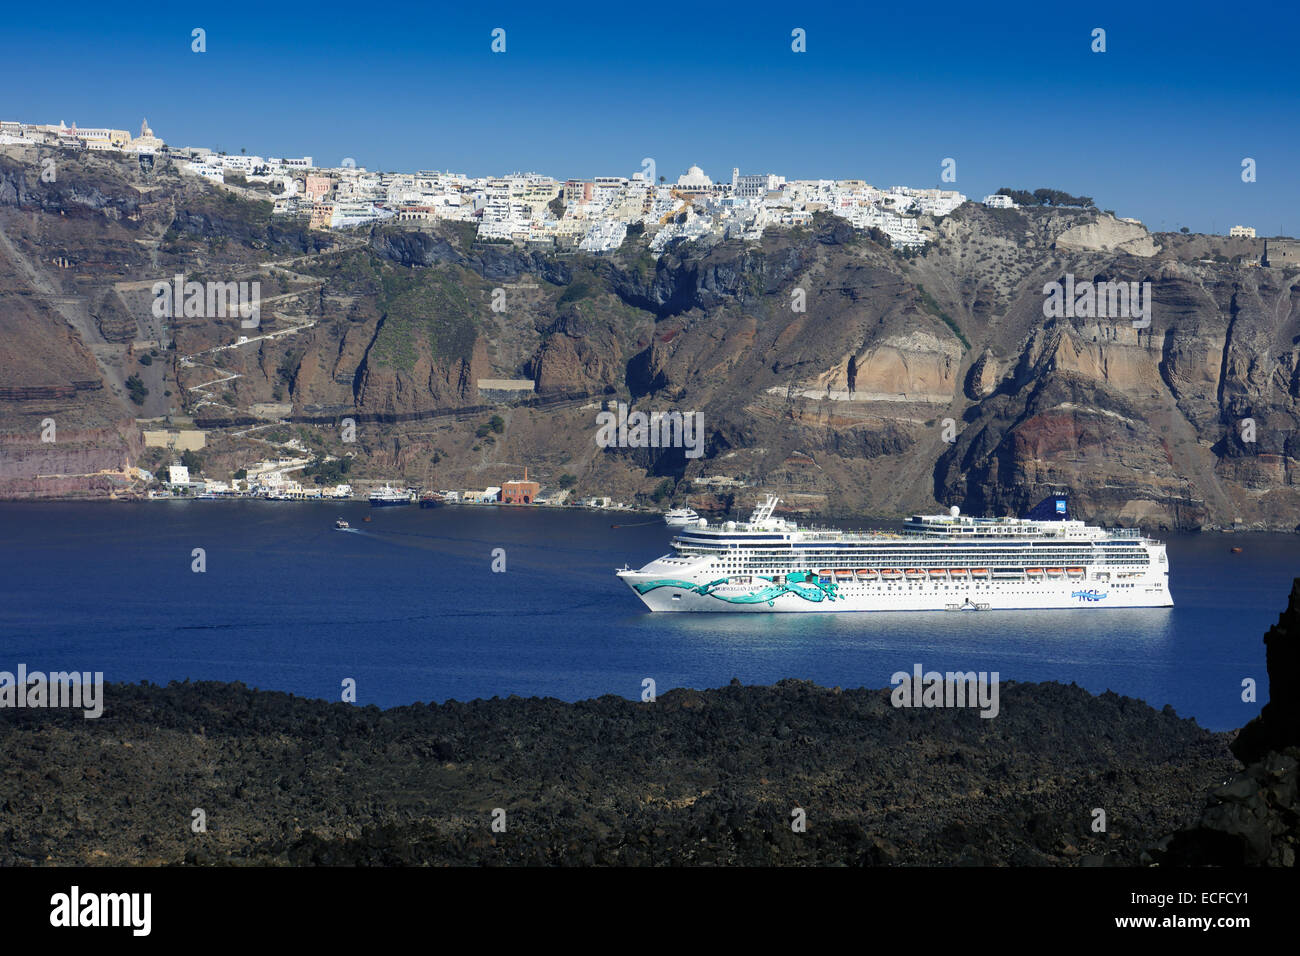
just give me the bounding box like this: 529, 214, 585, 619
149, 236, 365, 415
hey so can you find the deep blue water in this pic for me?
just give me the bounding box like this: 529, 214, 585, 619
0, 501, 1295, 730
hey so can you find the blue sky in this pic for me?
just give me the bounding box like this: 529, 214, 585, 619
2, 0, 1296, 234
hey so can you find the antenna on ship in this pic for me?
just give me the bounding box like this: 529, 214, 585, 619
748, 494, 780, 525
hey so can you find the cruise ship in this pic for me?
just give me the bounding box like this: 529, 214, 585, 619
616, 495, 1171, 612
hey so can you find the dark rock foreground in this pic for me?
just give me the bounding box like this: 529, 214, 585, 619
1, 677, 1234, 866
1149, 579, 1300, 866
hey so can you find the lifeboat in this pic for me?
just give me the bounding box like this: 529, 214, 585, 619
817, 569, 833, 577
970, 568, 990, 578
904, 569, 924, 580
1025, 567, 1044, 577
855, 568, 878, 580
1066, 567, 1085, 578
949, 568, 968, 577
928, 569, 947, 578
1046, 568, 1064, 578
834, 569, 854, 581
880, 569, 903, 578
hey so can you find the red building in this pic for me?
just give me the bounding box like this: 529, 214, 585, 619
502, 467, 540, 505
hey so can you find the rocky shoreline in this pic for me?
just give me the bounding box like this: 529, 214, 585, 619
2, 496, 1297, 536
0, 677, 1236, 866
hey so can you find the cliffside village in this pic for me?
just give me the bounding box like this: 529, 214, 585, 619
2, 118, 991, 251
6, 117, 1280, 260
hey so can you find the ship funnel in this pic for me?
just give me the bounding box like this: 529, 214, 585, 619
1024, 494, 1070, 521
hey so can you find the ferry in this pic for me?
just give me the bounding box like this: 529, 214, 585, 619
368, 484, 414, 507
664, 507, 703, 527
616, 494, 1172, 612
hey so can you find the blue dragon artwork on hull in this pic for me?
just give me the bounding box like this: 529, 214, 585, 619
632, 570, 841, 606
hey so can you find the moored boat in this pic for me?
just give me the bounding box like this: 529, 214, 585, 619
664, 508, 702, 527
369, 484, 414, 507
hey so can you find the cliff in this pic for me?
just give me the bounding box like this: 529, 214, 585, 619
1, 148, 1298, 528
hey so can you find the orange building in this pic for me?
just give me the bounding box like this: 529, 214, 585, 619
502, 467, 540, 505
308, 203, 334, 231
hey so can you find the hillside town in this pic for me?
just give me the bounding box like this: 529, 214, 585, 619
8, 117, 1278, 257
0, 117, 1002, 251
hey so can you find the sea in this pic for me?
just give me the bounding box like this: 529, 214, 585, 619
0, 500, 1295, 731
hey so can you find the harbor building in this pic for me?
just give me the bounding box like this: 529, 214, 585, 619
502, 468, 540, 505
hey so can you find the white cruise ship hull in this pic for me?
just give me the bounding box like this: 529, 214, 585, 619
618, 566, 1171, 612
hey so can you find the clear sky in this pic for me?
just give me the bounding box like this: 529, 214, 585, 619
2, 0, 1295, 235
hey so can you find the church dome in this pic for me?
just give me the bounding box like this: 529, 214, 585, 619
677, 164, 711, 187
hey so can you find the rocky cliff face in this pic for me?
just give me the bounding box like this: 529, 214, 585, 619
1, 147, 1298, 526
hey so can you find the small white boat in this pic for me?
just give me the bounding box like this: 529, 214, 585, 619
335, 518, 350, 530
